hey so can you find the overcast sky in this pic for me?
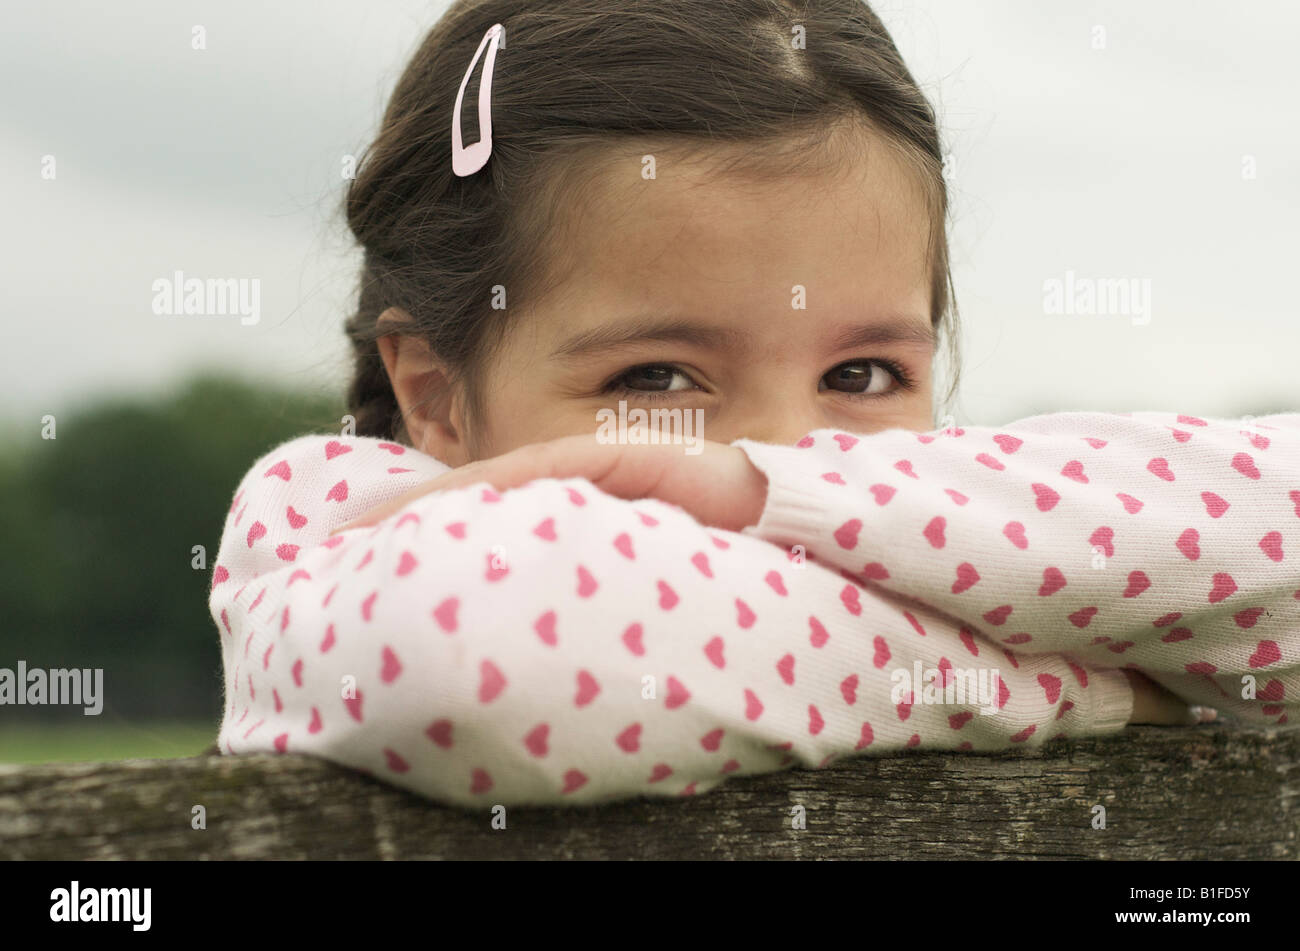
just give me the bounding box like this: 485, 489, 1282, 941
3, 0, 1297, 432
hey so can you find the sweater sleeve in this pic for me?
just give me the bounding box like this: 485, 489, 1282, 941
209, 432, 1138, 810
732, 410, 1300, 728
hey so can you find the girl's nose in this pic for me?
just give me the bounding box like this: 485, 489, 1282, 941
722, 405, 822, 449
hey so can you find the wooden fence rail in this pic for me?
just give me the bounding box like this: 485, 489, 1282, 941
2, 724, 1297, 859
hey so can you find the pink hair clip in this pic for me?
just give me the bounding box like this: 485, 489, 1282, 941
452, 23, 505, 177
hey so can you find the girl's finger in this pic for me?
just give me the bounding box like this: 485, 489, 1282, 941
1125, 669, 1217, 725
331, 436, 653, 534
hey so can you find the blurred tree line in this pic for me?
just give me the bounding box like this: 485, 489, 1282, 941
0, 376, 346, 722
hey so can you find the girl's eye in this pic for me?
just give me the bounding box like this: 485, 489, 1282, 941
820, 360, 912, 398
605, 359, 915, 401
612, 364, 697, 393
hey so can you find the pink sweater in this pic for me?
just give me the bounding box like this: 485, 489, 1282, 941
209, 411, 1300, 807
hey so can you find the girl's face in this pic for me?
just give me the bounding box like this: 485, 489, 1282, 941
386, 128, 939, 465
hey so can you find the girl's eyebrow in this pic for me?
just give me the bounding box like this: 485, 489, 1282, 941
550, 315, 746, 361
830, 320, 936, 352
551, 313, 934, 361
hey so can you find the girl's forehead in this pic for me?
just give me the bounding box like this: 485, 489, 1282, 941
537, 137, 933, 334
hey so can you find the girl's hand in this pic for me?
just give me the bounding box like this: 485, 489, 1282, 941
1123, 669, 1217, 726
332, 434, 769, 534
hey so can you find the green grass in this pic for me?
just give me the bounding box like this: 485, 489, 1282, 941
0, 721, 218, 764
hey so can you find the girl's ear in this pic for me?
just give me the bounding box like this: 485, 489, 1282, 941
376, 307, 472, 467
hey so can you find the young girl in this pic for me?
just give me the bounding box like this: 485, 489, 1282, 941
209, 0, 1299, 808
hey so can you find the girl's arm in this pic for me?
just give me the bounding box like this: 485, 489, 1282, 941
733, 411, 1300, 727
210, 433, 1140, 808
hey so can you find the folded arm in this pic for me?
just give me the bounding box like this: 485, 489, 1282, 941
209, 434, 1140, 808
733, 411, 1300, 726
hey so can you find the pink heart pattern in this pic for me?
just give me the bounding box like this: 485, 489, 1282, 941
211, 416, 1300, 806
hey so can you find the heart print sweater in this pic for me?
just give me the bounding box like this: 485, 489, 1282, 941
209, 410, 1300, 808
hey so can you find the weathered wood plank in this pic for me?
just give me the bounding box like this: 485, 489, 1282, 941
2, 725, 1296, 859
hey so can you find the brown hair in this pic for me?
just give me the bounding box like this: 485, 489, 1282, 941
343, 0, 960, 444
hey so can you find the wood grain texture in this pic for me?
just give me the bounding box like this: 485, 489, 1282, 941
2, 724, 1296, 859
